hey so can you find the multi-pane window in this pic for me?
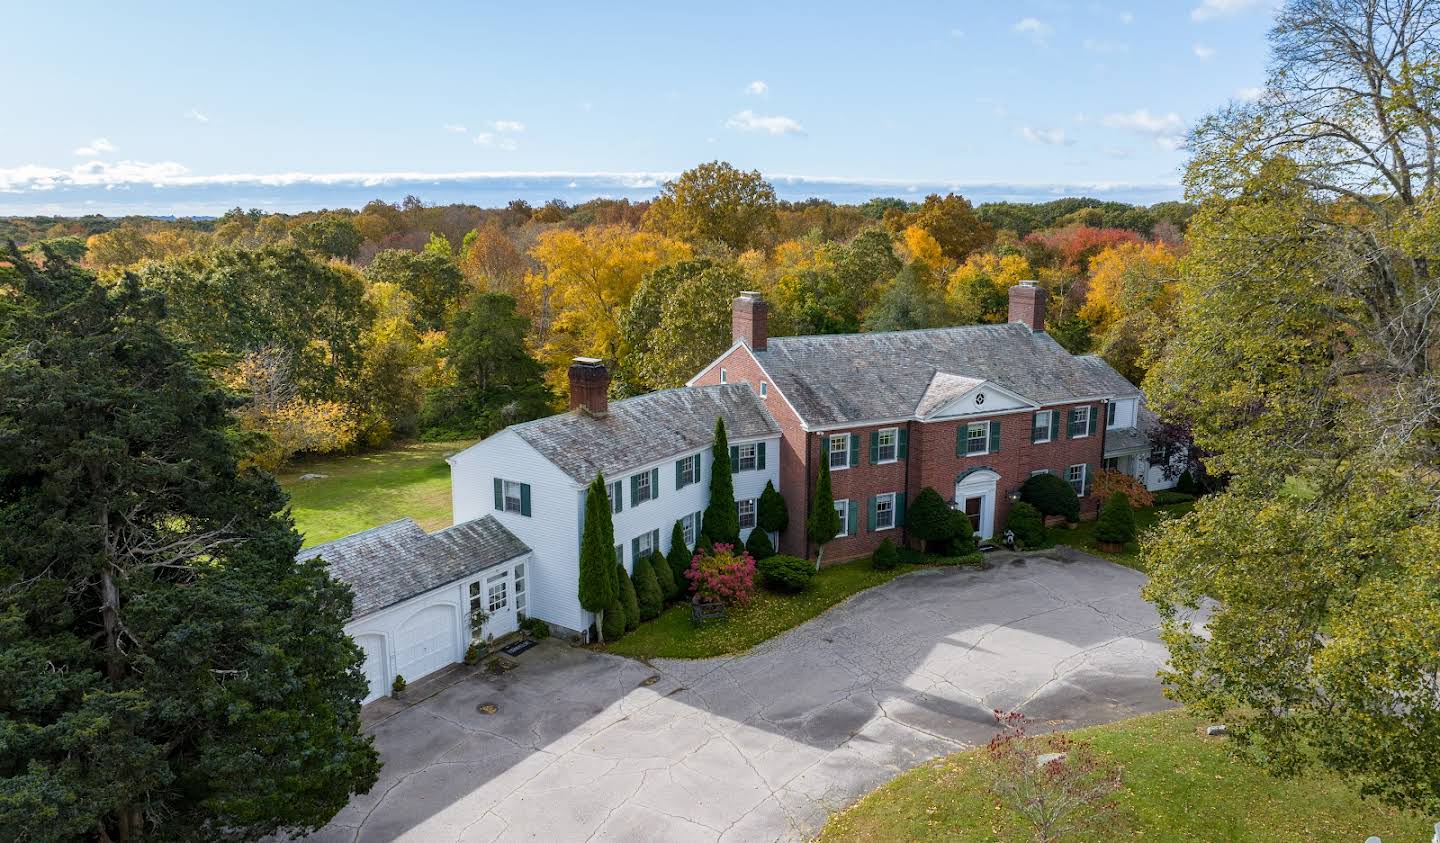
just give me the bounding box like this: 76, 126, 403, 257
966, 421, 990, 455
874, 493, 896, 530
1066, 464, 1087, 495
487, 572, 508, 614
609, 480, 623, 514
829, 434, 850, 469
736, 443, 758, 472
468, 581, 484, 627
634, 470, 654, 504
682, 512, 698, 547
502, 480, 525, 513
738, 499, 756, 530
1069, 407, 1092, 438
676, 453, 700, 488
514, 563, 526, 618
636, 529, 658, 558
875, 428, 898, 463
834, 499, 850, 537
1032, 411, 1052, 443
614, 544, 623, 565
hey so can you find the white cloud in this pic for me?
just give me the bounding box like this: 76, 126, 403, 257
1193, 44, 1216, 60
1013, 17, 1051, 43
1119, 11, 1135, 24
1, 159, 188, 191
443, 123, 467, 133
1020, 126, 1073, 146
1103, 146, 1134, 159
1236, 85, 1264, 102
73, 138, 116, 157
187, 109, 209, 123
491, 120, 524, 133
473, 132, 518, 151
1191, 0, 1266, 21
1103, 109, 1187, 150
745, 80, 768, 95
725, 109, 804, 136
1083, 38, 1129, 54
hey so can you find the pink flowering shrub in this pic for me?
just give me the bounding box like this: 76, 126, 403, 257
684, 544, 756, 606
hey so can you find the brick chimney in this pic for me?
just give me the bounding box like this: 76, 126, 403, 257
568, 357, 610, 416
732, 291, 768, 351
1008, 280, 1046, 332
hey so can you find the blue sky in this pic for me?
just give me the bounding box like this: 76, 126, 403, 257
1, 0, 1276, 214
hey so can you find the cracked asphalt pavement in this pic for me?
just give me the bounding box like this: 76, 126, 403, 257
303, 553, 1177, 842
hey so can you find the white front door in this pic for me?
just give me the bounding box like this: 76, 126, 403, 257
469, 567, 519, 641
955, 470, 1000, 540
355, 633, 387, 704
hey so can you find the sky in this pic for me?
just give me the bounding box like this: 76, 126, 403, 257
0, 0, 1277, 215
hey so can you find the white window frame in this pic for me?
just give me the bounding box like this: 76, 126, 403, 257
634, 470, 654, 504
874, 492, 896, 531
486, 571, 509, 614
737, 498, 757, 530
834, 499, 850, 538
875, 427, 898, 464
966, 421, 990, 456
502, 480, 525, 513
829, 434, 850, 470
1070, 407, 1092, 439
1033, 411, 1052, 444
514, 562, 526, 618
678, 453, 699, 487
614, 544, 623, 565
1066, 463, 1087, 495
720, 367, 728, 383
736, 443, 758, 472
636, 529, 658, 558
1030, 468, 1052, 477
682, 512, 697, 547
760, 381, 768, 397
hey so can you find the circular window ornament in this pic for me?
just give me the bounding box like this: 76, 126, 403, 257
974, 392, 986, 406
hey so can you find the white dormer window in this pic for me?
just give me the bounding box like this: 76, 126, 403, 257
720, 368, 728, 384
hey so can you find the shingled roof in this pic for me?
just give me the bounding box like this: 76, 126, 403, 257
1104, 405, 1162, 456
750, 323, 1140, 428
506, 383, 780, 483
298, 516, 529, 619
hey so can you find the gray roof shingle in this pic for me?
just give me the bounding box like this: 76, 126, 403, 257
1104, 405, 1161, 455
509, 384, 780, 484
298, 516, 529, 619
752, 323, 1141, 427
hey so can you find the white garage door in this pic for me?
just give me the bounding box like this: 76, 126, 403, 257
395, 604, 459, 684
355, 634, 387, 704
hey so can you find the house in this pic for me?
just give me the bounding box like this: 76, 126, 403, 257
688, 285, 1175, 562
298, 516, 531, 704
446, 358, 781, 638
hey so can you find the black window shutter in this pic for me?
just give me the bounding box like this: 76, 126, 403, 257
989, 421, 1001, 453
493, 478, 503, 510
519, 483, 531, 517
757, 442, 766, 470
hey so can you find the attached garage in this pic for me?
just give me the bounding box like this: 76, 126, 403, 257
299, 515, 530, 705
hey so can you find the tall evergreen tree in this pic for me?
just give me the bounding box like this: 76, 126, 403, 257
757, 479, 789, 536
631, 553, 663, 621
807, 454, 842, 567
578, 475, 618, 641
0, 246, 379, 841
616, 563, 640, 632
667, 521, 692, 599
702, 417, 739, 545
648, 549, 678, 603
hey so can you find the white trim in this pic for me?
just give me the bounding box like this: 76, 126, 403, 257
874, 427, 899, 464
833, 498, 850, 538
963, 420, 992, 457
1031, 410, 1053, 444
827, 433, 851, 472
954, 469, 999, 541
686, 339, 747, 387
873, 491, 897, 531
719, 368, 727, 383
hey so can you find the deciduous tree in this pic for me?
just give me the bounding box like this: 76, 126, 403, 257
643, 161, 778, 251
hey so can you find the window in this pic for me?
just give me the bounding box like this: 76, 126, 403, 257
1106, 402, 1118, 428
635, 471, 653, 503
631, 528, 661, 563
1103, 457, 1120, 471
966, 421, 990, 455
1066, 464, 1088, 496
487, 572, 509, 614
468, 581, 484, 624
874, 428, 898, 463
496, 479, 530, 516
720, 368, 728, 383
614, 544, 623, 565
829, 434, 850, 469
1030, 468, 1052, 477
609, 480, 623, 514
514, 563, 526, 618
834, 499, 850, 537
736, 443, 758, 472
738, 499, 757, 530
676, 453, 700, 489
760, 381, 768, 397
682, 512, 699, 547
1069, 407, 1092, 438
1149, 443, 1171, 465
1032, 411, 1052, 444
874, 493, 896, 531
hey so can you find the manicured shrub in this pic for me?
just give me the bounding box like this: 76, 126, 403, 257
648, 549, 677, 603
685, 543, 756, 606
391, 674, 407, 696
950, 510, 979, 554
1092, 469, 1154, 508
757, 480, 789, 535
1153, 490, 1195, 506
745, 526, 775, 560
908, 487, 959, 553
757, 554, 815, 593
632, 553, 663, 621
464, 643, 483, 665
601, 596, 627, 641
616, 563, 640, 631
1005, 501, 1046, 549
1174, 469, 1199, 495
1020, 472, 1081, 522
696, 533, 714, 555
520, 617, 551, 639
1095, 492, 1137, 545
872, 537, 899, 570
666, 521, 690, 599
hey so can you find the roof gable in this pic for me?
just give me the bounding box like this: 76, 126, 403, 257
917, 375, 1036, 419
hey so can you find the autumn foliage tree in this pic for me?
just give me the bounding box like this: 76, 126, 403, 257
643, 161, 778, 251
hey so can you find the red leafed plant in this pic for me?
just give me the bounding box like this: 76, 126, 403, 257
684, 543, 756, 607
981, 710, 1124, 843
1090, 469, 1154, 508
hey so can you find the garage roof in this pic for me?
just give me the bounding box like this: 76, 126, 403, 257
298, 515, 529, 619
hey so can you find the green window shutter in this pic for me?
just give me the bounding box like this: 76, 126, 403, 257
1090, 405, 1100, 436
867, 496, 877, 532
1051, 410, 1061, 439
613, 481, 623, 513
757, 442, 766, 471
898, 428, 908, 459
848, 500, 859, 535
1067, 409, 1078, 438
493, 478, 503, 511
849, 433, 860, 468
630, 474, 639, 507
651, 467, 660, 499
989, 421, 1001, 454
869, 430, 880, 464
675, 458, 684, 489
631, 537, 640, 563
896, 492, 907, 526
730, 445, 739, 474
520, 483, 531, 517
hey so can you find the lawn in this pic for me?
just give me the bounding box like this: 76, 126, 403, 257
605, 558, 931, 660
820, 708, 1432, 842
1057, 501, 1194, 570
276, 440, 475, 548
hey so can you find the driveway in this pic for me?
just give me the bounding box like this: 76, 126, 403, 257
307, 553, 1176, 842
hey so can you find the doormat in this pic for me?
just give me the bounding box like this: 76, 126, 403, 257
502, 639, 537, 657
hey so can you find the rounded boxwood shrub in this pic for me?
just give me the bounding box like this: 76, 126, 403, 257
745, 526, 776, 560
632, 553, 663, 621
1005, 501, 1046, 549
757, 554, 815, 593
616, 563, 640, 631
601, 597, 626, 642
520, 617, 551, 639
1020, 472, 1080, 522
1095, 492, 1137, 545
872, 537, 899, 571
648, 549, 678, 603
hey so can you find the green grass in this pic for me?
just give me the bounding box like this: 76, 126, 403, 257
1057, 502, 1194, 570
820, 709, 1432, 842
276, 440, 475, 548
605, 558, 932, 660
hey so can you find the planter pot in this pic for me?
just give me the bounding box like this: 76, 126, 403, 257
1096, 540, 1126, 553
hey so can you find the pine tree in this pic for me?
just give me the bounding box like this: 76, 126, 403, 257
667, 521, 692, 599
578, 475, 618, 641
632, 553, 663, 620
702, 417, 739, 545
807, 454, 842, 567
757, 479, 789, 536
616, 562, 640, 632
649, 549, 678, 603
745, 526, 776, 560
0, 247, 378, 840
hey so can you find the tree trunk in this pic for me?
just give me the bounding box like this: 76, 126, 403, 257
594, 609, 605, 643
